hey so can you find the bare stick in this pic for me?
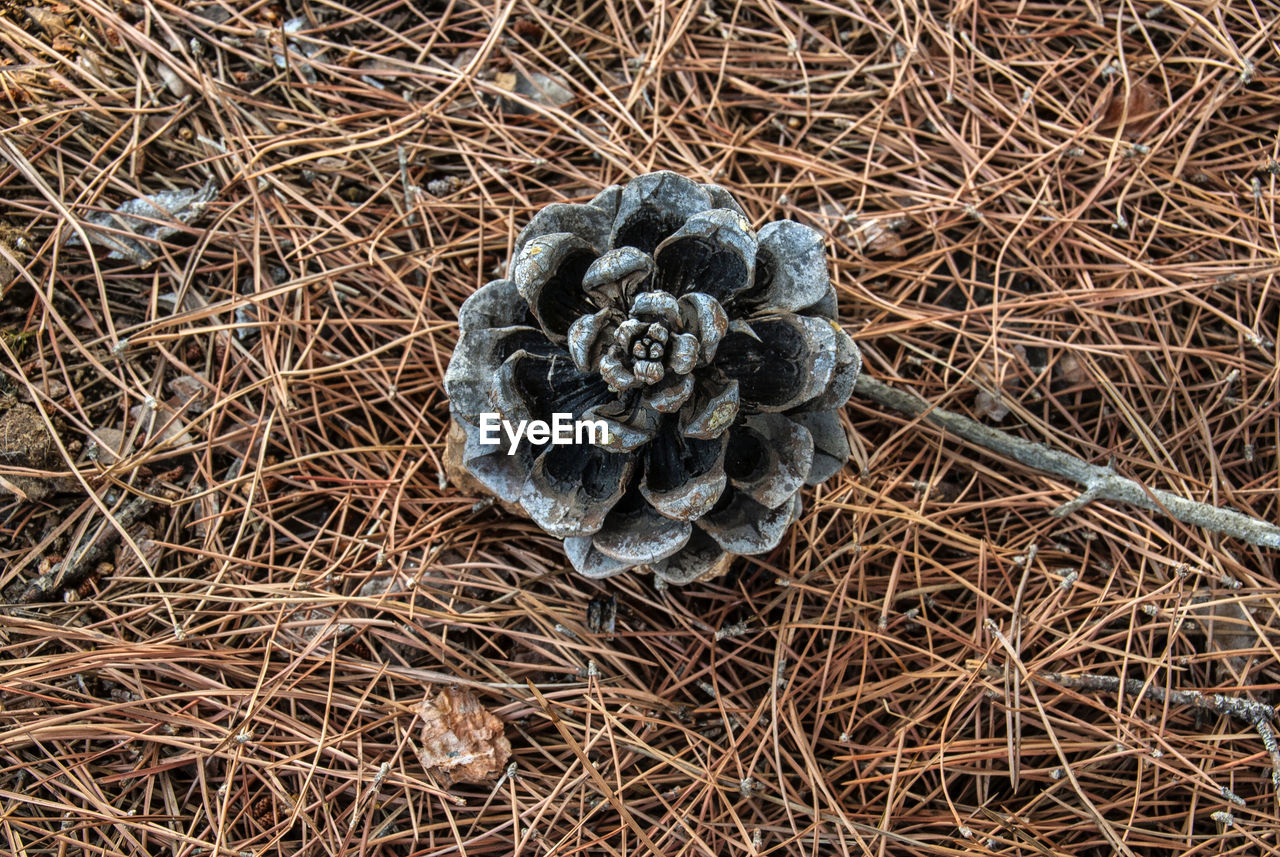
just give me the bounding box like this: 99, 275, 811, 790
855, 375, 1280, 550
1039, 670, 1280, 787
6, 467, 182, 605
981, 664, 1280, 786
1036, 670, 1276, 723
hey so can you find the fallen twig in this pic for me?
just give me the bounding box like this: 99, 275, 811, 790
6, 467, 183, 605
855, 375, 1280, 550
981, 664, 1280, 787
1036, 670, 1276, 724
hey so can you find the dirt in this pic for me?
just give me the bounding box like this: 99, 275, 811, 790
0, 224, 28, 292
0, 401, 64, 500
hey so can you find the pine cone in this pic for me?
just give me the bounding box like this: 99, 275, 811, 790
445, 172, 860, 584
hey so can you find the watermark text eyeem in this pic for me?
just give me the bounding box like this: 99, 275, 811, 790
478, 413, 609, 455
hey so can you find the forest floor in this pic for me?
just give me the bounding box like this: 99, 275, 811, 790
1, 1, 1278, 855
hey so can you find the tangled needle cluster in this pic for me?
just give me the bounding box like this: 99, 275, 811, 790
445, 172, 860, 584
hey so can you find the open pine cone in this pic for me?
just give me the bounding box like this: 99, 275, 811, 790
445, 172, 860, 584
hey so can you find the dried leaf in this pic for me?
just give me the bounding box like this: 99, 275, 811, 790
25, 6, 68, 36
17, 374, 67, 402
0, 65, 41, 106
166, 374, 208, 413
113, 525, 163, 576
1055, 353, 1089, 385
850, 216, 907, 257
86, 426, 126, 466
416, 686, 511, 784
1099, 80, 1162, 139
497, 70, 574, 113
1190, 591, 1263, 680
492, 71, 518, 93
288, 605, 353, 649
272, 18, 320, 84
450, 48, 480, 71
76, 48, 115, 81
974, 388, 1010, 422
358, 59, 397, 90
359, 570, 418, 598
65, 180, 219, 266
427, 175, 466, 197
521, 72, 573, 106
129, 398, 194, 447
155, 60, 189, 98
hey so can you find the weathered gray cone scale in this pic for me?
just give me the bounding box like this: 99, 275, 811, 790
444, 171, 860, 585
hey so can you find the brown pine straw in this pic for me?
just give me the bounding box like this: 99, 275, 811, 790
1, 0, 1278, 854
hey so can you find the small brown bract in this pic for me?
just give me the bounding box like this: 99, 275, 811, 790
416, 686, 511, 785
